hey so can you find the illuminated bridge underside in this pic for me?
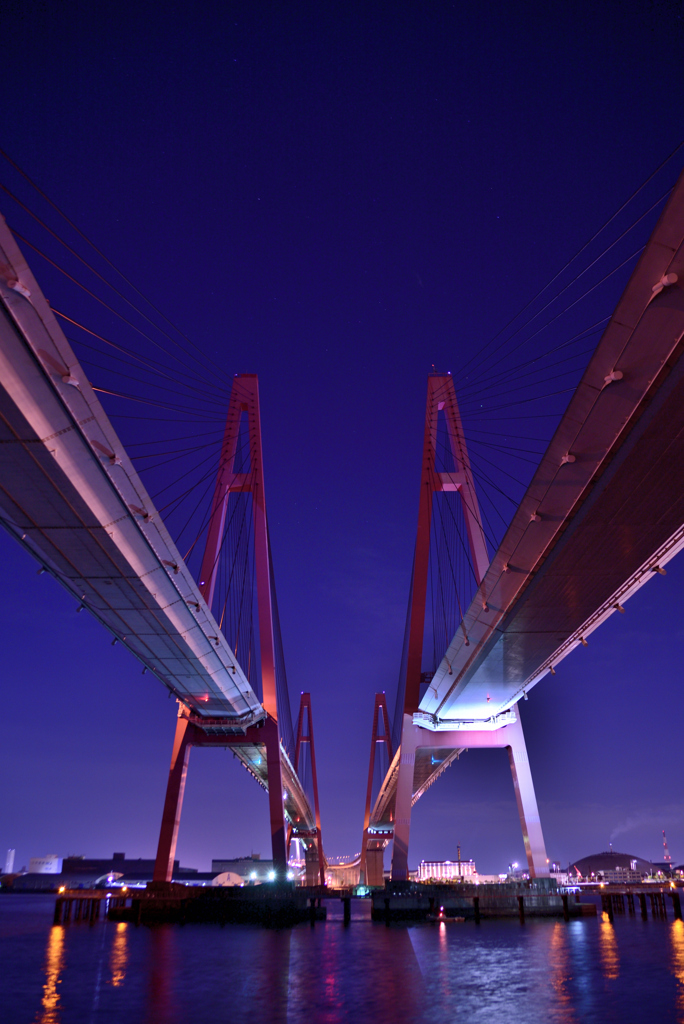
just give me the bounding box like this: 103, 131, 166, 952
0, 216, 315, 833
372, 171, 684, 831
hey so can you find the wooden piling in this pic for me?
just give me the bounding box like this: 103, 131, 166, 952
343, 897, 351, 925
672, 892, 683, 921
518, 895, 525, 924
562, 894, 569, 921
473, 896, 480, 924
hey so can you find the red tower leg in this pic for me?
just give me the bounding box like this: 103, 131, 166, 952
153, 706, 194, 882
294, 692, 325, 886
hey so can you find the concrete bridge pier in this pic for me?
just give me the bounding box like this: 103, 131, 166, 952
505, 710, 549, 879
364, 845, 385, 887
390, 705, 549, 882
304, 839, 323, 887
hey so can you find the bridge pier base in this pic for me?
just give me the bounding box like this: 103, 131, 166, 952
365, 847, 385, 887
390, 715, 418, 882
304, 839, 323, 887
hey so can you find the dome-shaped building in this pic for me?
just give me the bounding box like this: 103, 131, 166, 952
569, 850, 653, 882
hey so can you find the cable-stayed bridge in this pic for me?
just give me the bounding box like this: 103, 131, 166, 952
0, 216, 324, 884
360, 166, 684, 884
1, 155, 683, 891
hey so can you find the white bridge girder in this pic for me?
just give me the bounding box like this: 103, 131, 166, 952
0, 213, 316, 836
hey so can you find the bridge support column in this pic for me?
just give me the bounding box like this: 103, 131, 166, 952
390, 714, 418, 882
505, 706, 549, 878
365, 845, 385, 887
304, 841, 323, 887
153, 706, 193, 882
264, 716, 288, 879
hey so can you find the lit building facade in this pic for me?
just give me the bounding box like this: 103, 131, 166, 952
28, 855, 62, 874
418, 859, 476, 881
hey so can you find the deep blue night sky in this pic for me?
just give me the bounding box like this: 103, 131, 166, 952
0, 1, 683, 875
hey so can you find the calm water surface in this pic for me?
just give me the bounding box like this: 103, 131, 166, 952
2, 895, 684, 1023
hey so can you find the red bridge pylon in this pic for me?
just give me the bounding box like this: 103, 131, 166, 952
389, 372, 549, 881
153, 374, 291, 883
403, 371, 489, 717
360, 692, 393, 886
293, 692, 325, 886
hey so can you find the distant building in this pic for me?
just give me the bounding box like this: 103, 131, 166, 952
28, 855, 62, 874
211, 855, 275, 884
4, 849, 15, 874
10, 852, 206, 891
569, 850, 653, 883
417, 859, 477, 881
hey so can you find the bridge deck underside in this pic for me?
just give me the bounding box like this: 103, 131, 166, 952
0, 227, 262, 722
490, 357, 684, 692
420, 174, 684, 723
0, 384, 254, 712
454, 338, 684, 717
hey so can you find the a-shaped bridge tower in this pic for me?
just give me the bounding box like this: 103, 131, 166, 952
363, 373, 548, 884
366, 165, 684, 883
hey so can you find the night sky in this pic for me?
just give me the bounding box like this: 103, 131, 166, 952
1, 1, 683, 876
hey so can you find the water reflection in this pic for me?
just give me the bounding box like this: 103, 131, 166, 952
9, 898, 684, 1023
35, 926, 65, 1024
289, 923, 421, 1022
670, 920, 684, 1022
598, 915, 619, 980
110, 922, 129, 987
548, 922, 577, 1022
435, 920, 453, 1004
261, 928, 291, 1023
146, 926, 178, 1024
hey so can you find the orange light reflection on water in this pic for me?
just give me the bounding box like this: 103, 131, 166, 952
548, 922, 578, 1023
598, 913, 619, 980
35, 926, 65, 1024
110, 922, 129, 987
670, 919, 684, 1022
